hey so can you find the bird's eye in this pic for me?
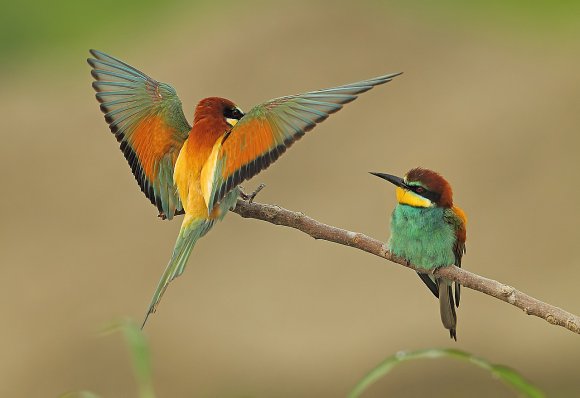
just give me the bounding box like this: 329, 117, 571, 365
224, 107, 242, 119
415, 187, 425, 194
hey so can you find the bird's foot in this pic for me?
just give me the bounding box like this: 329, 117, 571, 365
239, 184, 266, 203
157, 209, 185, 220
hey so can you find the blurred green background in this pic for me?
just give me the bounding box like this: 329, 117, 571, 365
1, 0, 579, 396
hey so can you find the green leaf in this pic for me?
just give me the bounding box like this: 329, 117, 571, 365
102, 319, 156, 398
348, 348, 544, 398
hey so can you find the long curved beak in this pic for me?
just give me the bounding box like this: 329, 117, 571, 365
369, 172, 407, 188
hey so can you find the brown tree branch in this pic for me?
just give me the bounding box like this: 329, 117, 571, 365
232, 199, 580, 335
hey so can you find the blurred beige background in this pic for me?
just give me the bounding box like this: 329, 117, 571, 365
1, 1, 580, 396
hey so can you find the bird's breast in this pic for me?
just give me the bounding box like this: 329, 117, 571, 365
174, 133, 222, 216
388, 205, 456, 269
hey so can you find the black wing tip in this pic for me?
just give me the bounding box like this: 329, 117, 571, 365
321, 101, 351, 113
88, 50, 107, 65
449, 328, 457, 341
141, 309, 154, 329
313, 113, 331, 123
211, 143, 287, 208
91, 81, 102, 92
89, 49, 110, 60
417, 272, 439, 298
95, 94, 107, 104
104, 113, 114, 124
87, 52, 110, 71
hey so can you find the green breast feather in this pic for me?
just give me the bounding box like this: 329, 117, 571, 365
388, 205, 457, 270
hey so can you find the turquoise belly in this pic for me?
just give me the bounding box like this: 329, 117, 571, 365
388, 205, 456, 270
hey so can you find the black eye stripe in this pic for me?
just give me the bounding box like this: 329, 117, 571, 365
409, 185, 441, 202
223, 107, 242, 119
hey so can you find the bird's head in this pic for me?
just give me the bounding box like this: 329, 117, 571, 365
194, 97, 244, 129
370, 167, 453, 208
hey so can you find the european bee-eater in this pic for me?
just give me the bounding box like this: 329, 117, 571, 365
370, 168, 467, 340
88, 50, 401, 326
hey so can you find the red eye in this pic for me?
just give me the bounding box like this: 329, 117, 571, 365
415, 187, 425, 193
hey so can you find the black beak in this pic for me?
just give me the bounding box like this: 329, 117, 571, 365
369, 172, 407, 189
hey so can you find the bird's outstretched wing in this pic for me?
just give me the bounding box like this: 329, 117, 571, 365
200, 72, 402, 212
88, 50, 191, 220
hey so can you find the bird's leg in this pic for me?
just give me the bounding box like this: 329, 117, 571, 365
239, 184, 266, 203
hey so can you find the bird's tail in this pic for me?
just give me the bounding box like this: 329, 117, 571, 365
437, 278, 457, 340
142, 214, 214, 328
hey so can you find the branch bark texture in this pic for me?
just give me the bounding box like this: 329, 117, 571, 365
232, 199, 580, 336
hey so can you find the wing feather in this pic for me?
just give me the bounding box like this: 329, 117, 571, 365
446, 206, 467, 306
200, 72, 402, 211
88, 50, 191, 219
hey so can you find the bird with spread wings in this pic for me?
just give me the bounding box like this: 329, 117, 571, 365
88, 49, 401, 326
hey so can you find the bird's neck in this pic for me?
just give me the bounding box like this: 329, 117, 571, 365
173, 119, 230, 214
392, 204, 444, 224
175, 119, 229, 192
186, 119, 229, 158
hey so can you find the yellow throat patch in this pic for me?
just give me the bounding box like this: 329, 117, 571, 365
396, 187, 432, 208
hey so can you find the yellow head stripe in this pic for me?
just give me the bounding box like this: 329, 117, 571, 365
396, 187, 432, 208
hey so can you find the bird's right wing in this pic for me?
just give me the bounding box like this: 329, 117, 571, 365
200, 72, 403, 212
88, 50, 191, 220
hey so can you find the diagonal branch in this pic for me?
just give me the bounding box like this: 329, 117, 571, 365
232, 199, 580, 336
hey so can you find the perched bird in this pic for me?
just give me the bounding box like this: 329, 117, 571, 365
88, 49, 401, 326
370, 168, 467, 340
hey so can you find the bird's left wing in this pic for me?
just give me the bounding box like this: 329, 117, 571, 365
200, 72, 402, 211
449, 206, 467, 266
88, 50, 191, 220
446, 205, 467, 305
